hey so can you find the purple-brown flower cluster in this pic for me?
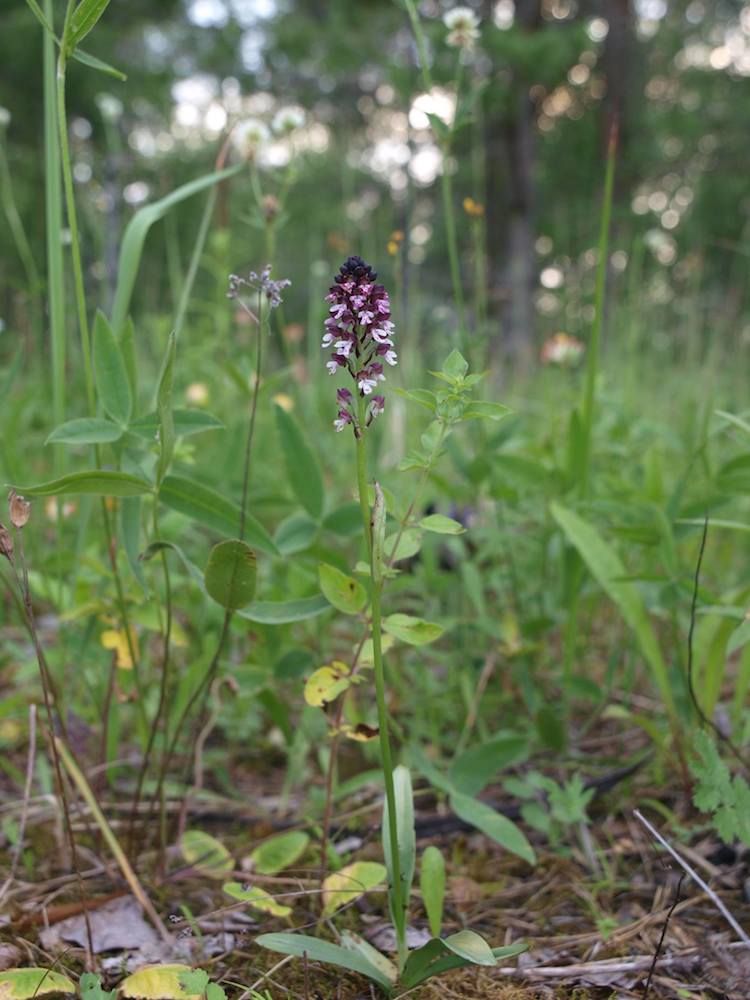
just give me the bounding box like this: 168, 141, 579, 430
323, 256, 396, 435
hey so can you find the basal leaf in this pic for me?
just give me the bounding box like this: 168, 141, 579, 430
449, 791, 535, 865
180, 829, 233, 879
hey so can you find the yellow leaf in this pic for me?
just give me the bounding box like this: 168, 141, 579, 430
304, 661, 351, 707
340, 722, 379, 742
180, 829, 234, 878
100, 627, 138, 669
223, 881, 292, 917
0, 970, 76, 999
322, 861, 386, 916
119, 966, 199, 1000
358, 634, 395, 666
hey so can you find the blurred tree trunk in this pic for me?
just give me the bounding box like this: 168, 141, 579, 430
484, 0, 541, 366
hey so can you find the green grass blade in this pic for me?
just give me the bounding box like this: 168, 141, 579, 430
111, 164, 242, 333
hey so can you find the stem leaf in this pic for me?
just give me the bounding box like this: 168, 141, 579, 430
9, 471, 152, 497
93, 310, 132, 425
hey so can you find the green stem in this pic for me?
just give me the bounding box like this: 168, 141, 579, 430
354, 396, 406, 971
56, 39, 94, 415
56, 22, 142, 705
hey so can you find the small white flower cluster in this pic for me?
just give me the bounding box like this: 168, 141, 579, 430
231, 105, 306, 161
0, 107, 11, 129
443, 6, 481, 51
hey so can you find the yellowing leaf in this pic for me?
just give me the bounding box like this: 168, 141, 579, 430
180, 830, 233, 879
0, 970, 76, 999
119, 966, 200, 1000
223, 881, 292, 917
249, 830, 309, 875
340, 722, 379, 742
304, 661, 351, 707
100, 626, 137, 669
358, 634, 395, 666
322, 861, 386, 916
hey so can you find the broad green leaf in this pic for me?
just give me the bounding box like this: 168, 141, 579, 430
550, 502, 673, 714
318, 563, 367, 614
223, 881, 291, 917
204, 539, 257, 610
129, 409, 224, 440
400, 932, 497, 989
274, 512, 318, 554
323, 501, 362, 537
401, 933, 527, 989
275, 405, 324, 519
382, 764, 416, 928
321, 860, 387, 916
461, 400, 510, 422
448, 735, 529, 798
382, 613, 444, 646
237, 594, 330, 624
304, 662, 351, 707
420, 845, 446, 937
0, 970, 76, 998
112, 165, 242, 334
385, 528, 422, 563
160, 475, 278, 556
68, 0, 111, 48
419, 513, 465, 535
442, 349, 469, 379
180, 829, 233, 879
46, 417, 123, 445
449, 791, 535, 864
155, 332, 176, 484
339, 932, 398, 987
119, 966, 198, 1000
10, 471, 151, 497
250, 831, 309, 875
256, 933, 393, 992
93, 310, 132, 425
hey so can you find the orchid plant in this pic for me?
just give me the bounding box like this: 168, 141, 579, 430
257, 257, 528, 994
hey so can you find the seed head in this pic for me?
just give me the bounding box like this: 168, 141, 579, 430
8, 490, 30, 529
